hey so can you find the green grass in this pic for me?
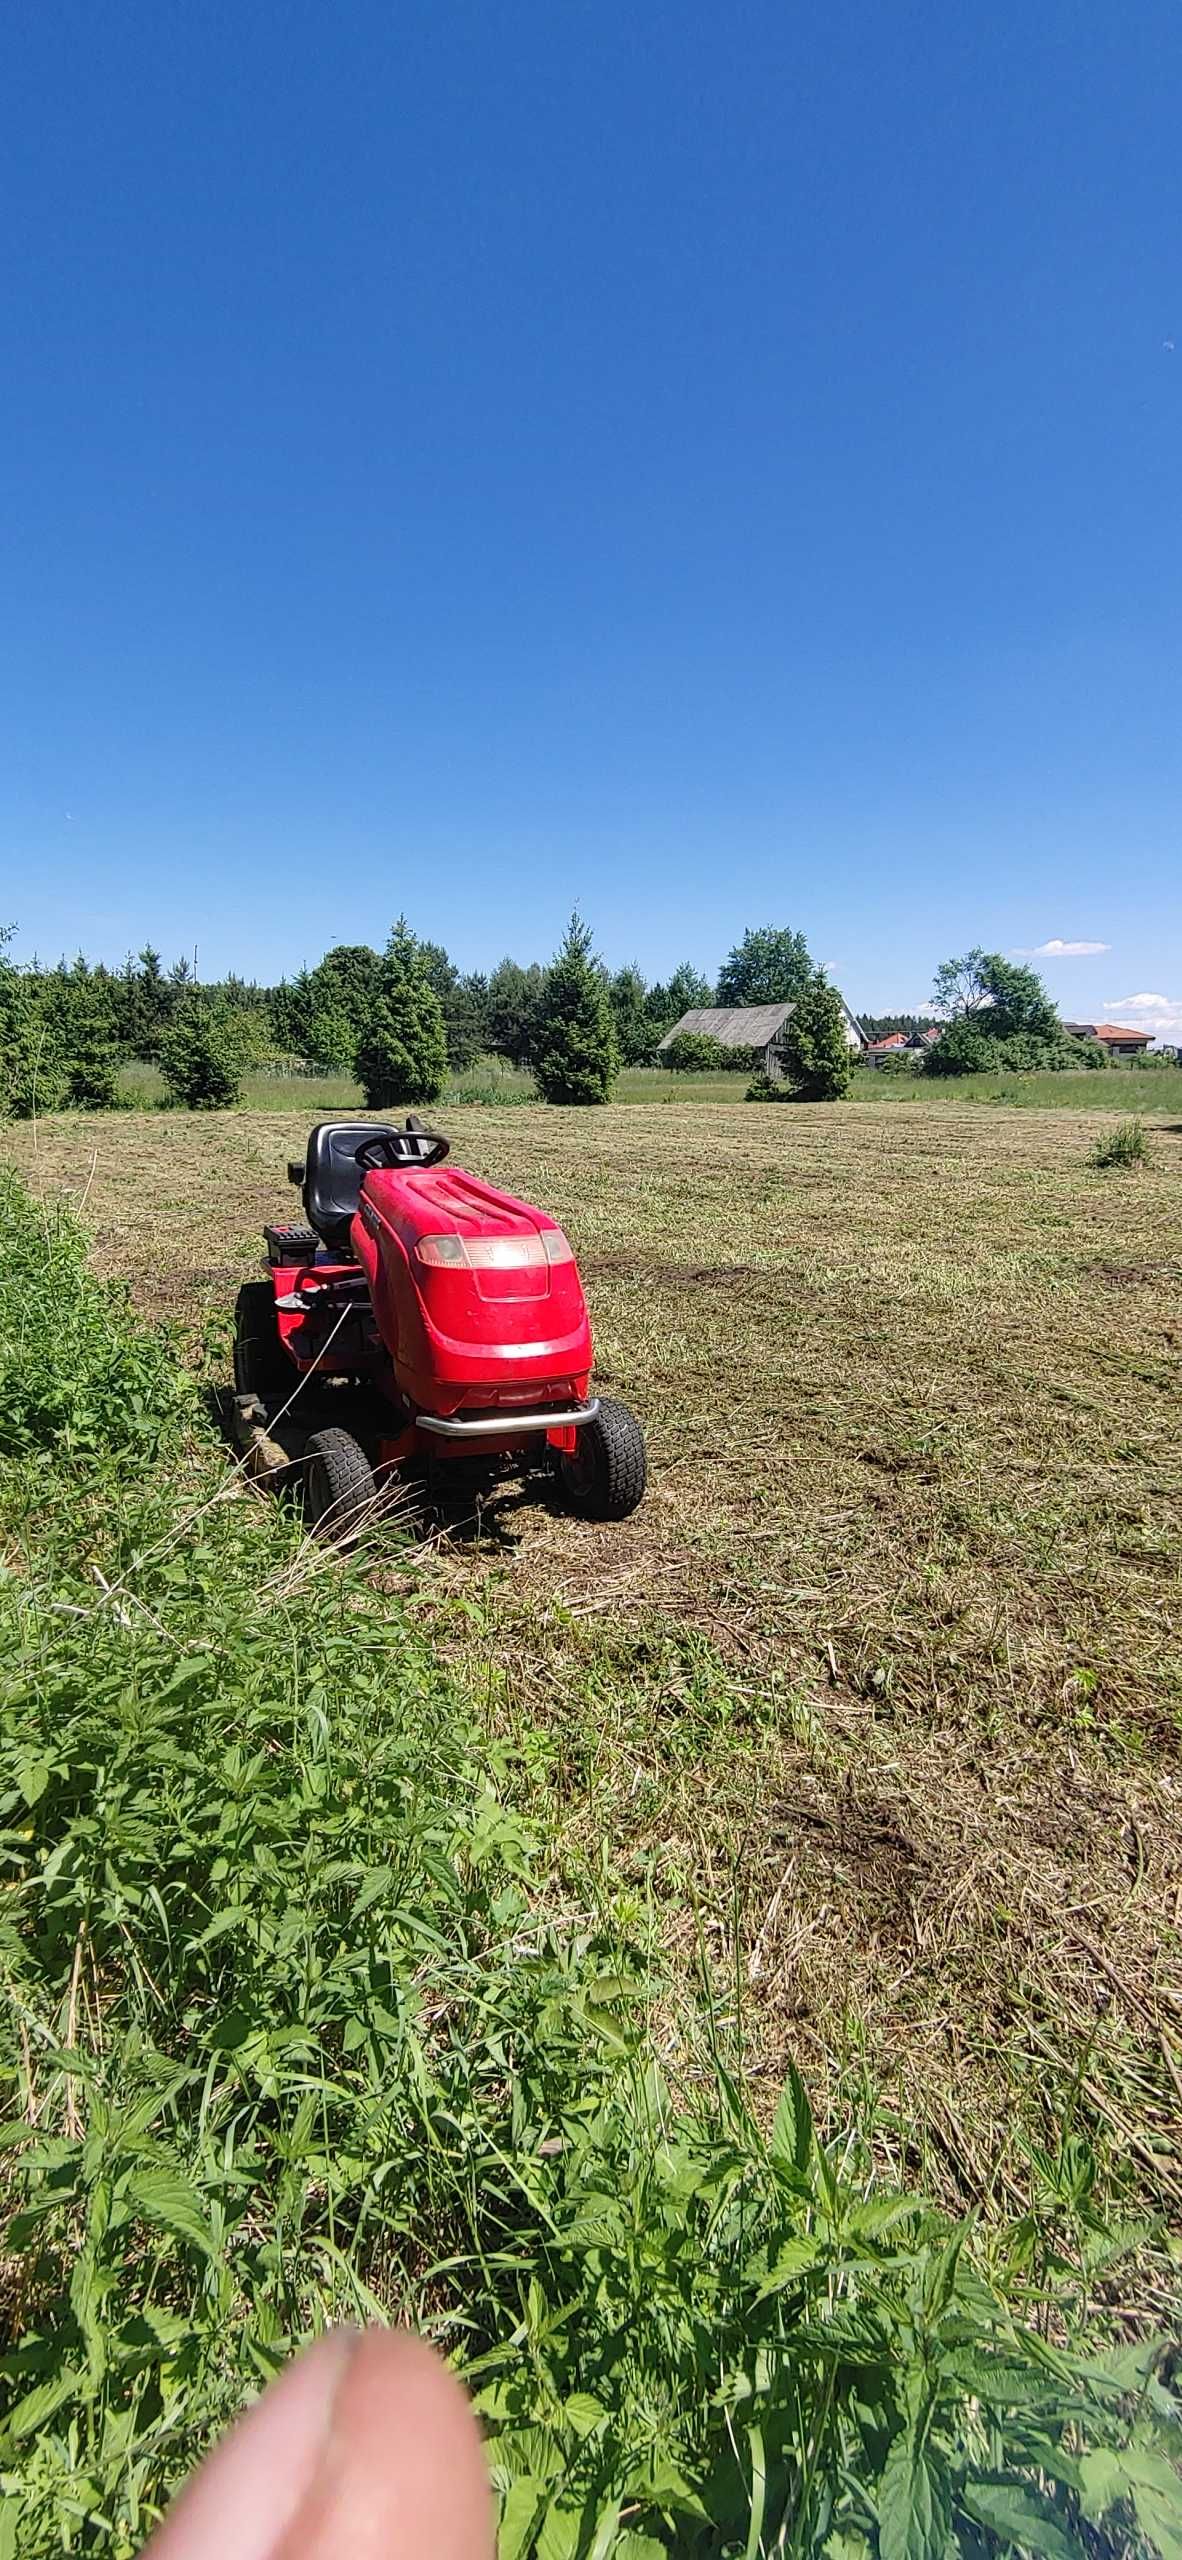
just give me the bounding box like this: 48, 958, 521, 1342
118, 1058, 368, 1113
2, 1162, 1179, 2554
117, 1054, 1182, 1114
117, 1057, 757, 1110
849, 1063, 1182, 1110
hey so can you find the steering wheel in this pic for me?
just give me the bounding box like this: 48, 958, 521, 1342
355, 1118, 451, 1172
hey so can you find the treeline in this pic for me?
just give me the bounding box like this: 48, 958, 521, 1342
0, 918, 828, 1114
859, 1012, 940, 1041
270, 940, 720, 1077
1, 921, 1135, 1118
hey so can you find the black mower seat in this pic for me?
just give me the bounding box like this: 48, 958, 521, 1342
298, 1122, 397, 1253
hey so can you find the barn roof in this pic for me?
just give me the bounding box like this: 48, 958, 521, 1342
657, 1002, 798, 1049
657, 995, 867, 1050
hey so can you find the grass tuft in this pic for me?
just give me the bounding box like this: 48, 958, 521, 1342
1090, 1115, 1151, 1169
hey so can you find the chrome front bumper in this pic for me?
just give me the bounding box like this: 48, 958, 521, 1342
415, 1399, 599, 1440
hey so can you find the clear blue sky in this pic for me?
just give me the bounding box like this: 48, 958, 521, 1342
2, 0, 1179, 1030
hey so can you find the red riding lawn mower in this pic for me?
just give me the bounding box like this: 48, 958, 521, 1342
232, 1119, 647, 1541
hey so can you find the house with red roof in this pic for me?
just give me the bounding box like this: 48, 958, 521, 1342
863, 1032, 910, 1068
1064, 1020, 1153, 1061
862, 1027, 942, 1069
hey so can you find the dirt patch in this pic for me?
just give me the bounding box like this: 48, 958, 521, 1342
1090, 1259, 1177, 1290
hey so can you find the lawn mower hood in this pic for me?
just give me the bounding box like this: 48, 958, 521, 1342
351, 1161, 594, 1418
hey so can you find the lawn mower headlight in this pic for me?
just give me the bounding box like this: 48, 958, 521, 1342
416, 1234, 469, 1268
415, 1229, 575, 1271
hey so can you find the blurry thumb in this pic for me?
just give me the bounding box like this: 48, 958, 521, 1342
147, 2328, 494, 2560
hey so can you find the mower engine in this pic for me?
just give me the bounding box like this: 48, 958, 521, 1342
233, 1118, 647, 1541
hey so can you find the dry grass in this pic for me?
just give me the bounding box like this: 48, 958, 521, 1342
10, 1095, 1182, 2243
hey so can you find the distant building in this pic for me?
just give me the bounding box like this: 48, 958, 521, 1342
657, 997, 866, 1083
863, 1027, 941, 1069
1064, 1020, 1153, 1062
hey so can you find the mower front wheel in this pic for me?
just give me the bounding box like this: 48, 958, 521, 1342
558, 1398, 646, 1522
304, 1427, 377, 1546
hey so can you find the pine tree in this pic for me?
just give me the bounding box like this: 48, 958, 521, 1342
0, 931, 69, 1117
306, 1005, 357, 1072
159, 996, 247, 1109
780, 972, 852, 1101
355, 920, 449, 1108
59, 967, 121, 1109
486, 958, 545, 1065
608, 967, 653, 1065
532, 915, 619, 1105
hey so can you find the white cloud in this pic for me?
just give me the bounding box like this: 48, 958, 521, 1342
1104, 992, 1182, 1037
1011, 937, 1110, 958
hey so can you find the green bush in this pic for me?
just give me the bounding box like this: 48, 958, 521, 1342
660, 1030, 729, 1073
1, 1170, 1177, 2557
532, 913, 619, 1104
929, 1024, 1104, 1079
158, 998, 248, 1109
924, 1019, 995, 1078
355, 921, 449, 1107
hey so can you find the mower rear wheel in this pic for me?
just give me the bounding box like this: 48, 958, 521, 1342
233, 1281, 290, 1406
558, 1398, 646, 1521
304, 1426, 377, 1545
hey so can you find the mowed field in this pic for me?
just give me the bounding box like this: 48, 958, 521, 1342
12, 1096, 1182, 2252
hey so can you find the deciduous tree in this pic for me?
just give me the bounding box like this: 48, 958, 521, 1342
717, 925, 812, 1007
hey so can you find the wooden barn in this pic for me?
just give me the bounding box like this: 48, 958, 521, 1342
657, 997, 867, 1082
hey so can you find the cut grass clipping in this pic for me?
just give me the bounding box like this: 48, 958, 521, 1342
0, 1164, 1178, 2557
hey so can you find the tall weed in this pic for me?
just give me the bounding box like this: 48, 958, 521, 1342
1090, 1118, 1150, 1170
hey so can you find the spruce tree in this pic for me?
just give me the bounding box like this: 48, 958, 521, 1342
159, 996, 247, 1109
0, 931, 69, 1117
532, 915, 619, 1105
781, 972, 852, 1101
355, 920, 449, 1108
